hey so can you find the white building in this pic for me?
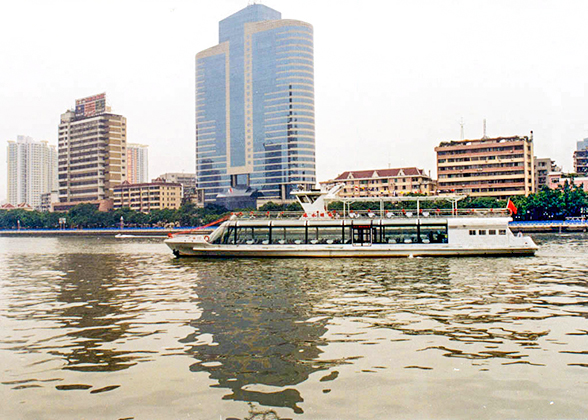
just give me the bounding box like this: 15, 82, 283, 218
7, 135, 57, 209
127, 143, 149, 184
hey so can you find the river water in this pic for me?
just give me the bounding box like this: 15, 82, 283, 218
1, 234, 587, 419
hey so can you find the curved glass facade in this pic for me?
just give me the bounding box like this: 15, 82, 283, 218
196, 5, 316, 203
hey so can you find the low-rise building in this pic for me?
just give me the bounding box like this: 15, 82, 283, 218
0, 203, 34, 211
159, 173, 196, 190
40, 191, 59, 212
435, 135, 534, 198
320, 167, 435, 198
52, 200, 113, 213
113, 178, 182, 212
183, 187, 206, 207
534, 157, 559, 192
547, 172, 588, 191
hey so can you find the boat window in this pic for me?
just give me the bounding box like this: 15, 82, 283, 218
469, 230, 477, 235
219, 226, 236, 244
419, 225, 448, 243
498, 230, 507, 235
382, 225, 419, 244
478, 230, 486, 235
235, 227, 255, 244
371, 226, 383, 244
309, 227, 344, 244
252, 227, 270, 244
352, 226, 372, 245
278, 226, 307, 244
488, 229, 496, 235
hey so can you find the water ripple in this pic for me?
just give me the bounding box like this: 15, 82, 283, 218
1, 234, 588, 418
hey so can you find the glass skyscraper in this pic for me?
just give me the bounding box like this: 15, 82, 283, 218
196, 4, 316, 203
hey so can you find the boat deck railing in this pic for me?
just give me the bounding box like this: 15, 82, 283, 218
232, 208, 512, 220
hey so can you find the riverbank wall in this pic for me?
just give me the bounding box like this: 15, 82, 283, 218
510, 221, 588, 233
0, 228, 213, 237
1, 222, 586, 236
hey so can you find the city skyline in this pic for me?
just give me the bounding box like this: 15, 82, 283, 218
2, 0, 588, 203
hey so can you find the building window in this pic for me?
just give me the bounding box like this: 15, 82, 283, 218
469, 230, 476, 235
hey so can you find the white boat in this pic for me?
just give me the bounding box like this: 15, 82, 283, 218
165, 186, 538, 258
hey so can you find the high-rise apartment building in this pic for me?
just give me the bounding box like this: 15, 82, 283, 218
195, 4, 316, 203
436, 135, 535, 198
127, 143, 149, 184
7, 135, 57, 209
57, 93, 127, 205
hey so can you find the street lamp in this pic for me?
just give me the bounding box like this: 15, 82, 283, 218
17, 220, 21, 231
120, 216, 124, 230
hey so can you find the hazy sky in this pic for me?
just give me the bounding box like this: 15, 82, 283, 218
2, 0, 587, 202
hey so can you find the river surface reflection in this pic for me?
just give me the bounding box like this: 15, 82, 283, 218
1, 234, 587, 419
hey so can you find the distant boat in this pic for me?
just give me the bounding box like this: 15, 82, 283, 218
165, 186, 538, 258
115, 234, 166, 239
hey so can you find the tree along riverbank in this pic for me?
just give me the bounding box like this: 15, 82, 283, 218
1, 183, 587, 230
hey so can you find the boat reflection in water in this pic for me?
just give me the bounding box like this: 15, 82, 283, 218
178, 260, 345, 414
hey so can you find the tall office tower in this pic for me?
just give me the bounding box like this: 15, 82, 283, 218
57, 93, 127, 205
195, 4, 316, 203
127, 143, 149, 184
7, 135, 58, 209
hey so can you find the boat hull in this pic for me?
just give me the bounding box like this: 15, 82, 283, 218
165, 241, 537, 258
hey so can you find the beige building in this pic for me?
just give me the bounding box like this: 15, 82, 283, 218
127, 143, 149, 184
534, 157, 558, 192
436, 135, 534, 198
321, 167, 435, 198
113, 178, 182, 212
58, 93, 126, 205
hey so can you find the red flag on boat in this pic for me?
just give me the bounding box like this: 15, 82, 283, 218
506, 199, 517, 215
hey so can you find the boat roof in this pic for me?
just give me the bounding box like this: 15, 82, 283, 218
223, 217, 511, 228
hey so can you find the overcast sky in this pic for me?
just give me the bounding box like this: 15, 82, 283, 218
2, 0, 587, 202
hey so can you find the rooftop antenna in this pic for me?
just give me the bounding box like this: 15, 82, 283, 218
460, 117, 464, 140
482, 119, 488, 139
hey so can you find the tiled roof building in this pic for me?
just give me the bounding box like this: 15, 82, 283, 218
320, 167, 435, 198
